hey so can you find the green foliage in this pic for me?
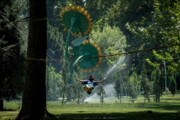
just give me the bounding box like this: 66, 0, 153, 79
143, 0, 180, 73
120, 0, 180, 100
114, 74, 122, 101
169, 75, 177, 96
130, 72, 141, 95
46, 64, 63, 101
0, 0, 25, 102
126, 73, 138, 101
106, 0, 154, 28
47, 24, 65, 72
89, 24, 127, 74
90, 24, 126, 55
126, 83, 137, 102
152, 67, 163, 102
85, 0, 117, 24
140, 66, 153, 102
71, 72, 85, 103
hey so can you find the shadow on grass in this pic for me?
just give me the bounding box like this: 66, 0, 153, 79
54, 112, 180, 120
155, 104, 180, 111
134, 103, 180, 111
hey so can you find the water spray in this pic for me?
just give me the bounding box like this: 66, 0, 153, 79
104, 56, 125, 80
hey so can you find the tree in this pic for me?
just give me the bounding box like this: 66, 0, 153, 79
97, 84, 106, 103
169, 75, 176, 96
75, 83, 85, 104
114, 73, 122, 103
105, 0, 154, 76
61, 59, 69, 104
130, 72, 141, 96
123, 0, 180, 97
140, 0, 180, 78
149, 0, 180, 73
70, 71, 86, 103
0, 0, 25, 110
46, 65, 62, 101
16, 0, 53, 119
141, 65, 153, 102
126, 81, 137, 103
89, 24, 127, 82
125, 71, 139, 103
47, 24, 64, 72
86, 0, 117, 24
151, 67, 162, 102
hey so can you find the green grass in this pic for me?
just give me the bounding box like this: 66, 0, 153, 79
47, 102, 180, 114
0, 101, 20, 120
1, 95, 180, 120
56, 112, 180, 120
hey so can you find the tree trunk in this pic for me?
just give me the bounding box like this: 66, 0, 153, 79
100, 93, 104, 103
0, 99, 3, 111
144, 97, 145, 103
61, 85, 66, 105
120, 94, 121, 103
67, 87, 72, 102
16, 0, 53, 119
77, 91, 80, 104
102, 94, 104, 103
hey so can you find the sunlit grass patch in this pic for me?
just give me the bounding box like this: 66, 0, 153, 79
3, 101, 21, 110
0, 110, 19, 120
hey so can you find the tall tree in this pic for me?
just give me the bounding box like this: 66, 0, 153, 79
152, 67, 163, 102
16, 0, 52, 119
126, 80, 137, 103
140, 65, 153, 102
86, 0, 117, 24
97, 84, 105, 103
114, 73, 122, 103
144, 0, 180, 93
147, 0, 180, 73
169, 75, 177, 96
47, 24, 64, 72
46, 65, 62, 101
0, 0, 25, 110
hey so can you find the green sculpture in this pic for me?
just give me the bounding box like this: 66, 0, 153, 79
59, 6, 93, 58
68, 40, 102, 83
73, 40, 102, 72
60, 6, 102, 83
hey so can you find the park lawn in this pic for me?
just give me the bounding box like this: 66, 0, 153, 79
47, 102, 180, 114
0, 95, 180, 120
